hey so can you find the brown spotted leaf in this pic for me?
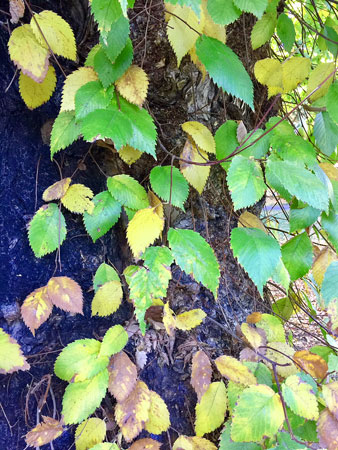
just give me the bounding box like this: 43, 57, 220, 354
25, 416, 63, 447
294, 350, 328, 379
317, 408, 338, 450
115, 381, 151, 442
322, 382, 338, 420
108, 351, 137, 403
145, 390, 170, 434
42, 177, 71, 202
215, 355, 257, 386
191, 350, 212, 401
128, 438, 161, 449
46, 276, 83, 314
21, 286, 53, 335
9, 0, 25, 24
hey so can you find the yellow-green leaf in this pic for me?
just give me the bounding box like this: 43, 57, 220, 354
42, 177, 71, 202
91, 280, 123, 316
215, 355, 257, 386
241, 322, 266, 351
180, 139, 210, 194
60, 67, 98, 112
145, 390, 170, 434
19, 65, 56, 109
116, 65, 149, 106
238, 211, 267, 233
119, 145, 142, 165
307, 62, 335, 103
195, 381, 227, 436
175, 308, 206, 330
282, 374, 319, 420
181, 121, 216, 154
0, 328, 30, 374
173, 435, 216, 450
265, 342, 298, 378
313, 247, 337, 287
75, 418, 106, 450
61, 184, 94, 214
163, 302, 176, 336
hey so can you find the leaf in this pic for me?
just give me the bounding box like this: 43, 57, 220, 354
83, 191, 121, 242
21, 286, 53, 335
230, 227, 281, 294
227, 155, 266, 210
47, 276, 83, 314
289, 204, 321, 233
19, 65, 56, 109
266, 159, 328, 211
256, 314, 286, 343
25, 417, 63, 447
314, 111, 338, 156
93, 263, 120, 292
163, 303, 176, 336
50, 111, 82, 158
327, 81, 338, 124
181, 121, 215, 154
272, 296, 297, 321
282, 57, 311, 93
54, 339, 108, 382
0, 328, 30, 374
148, 191, 164, 219
115, 381, 151, 441
89, 444, 119, 450
196, 36, 254, 109
61, 184, 94, 214
307, 62, 335, 103
143, 246, 173, 273
173, 435, 216, 450
129, 439, 161, 450
317, 408, 338, 450
277, 13, 295, 53
241, 322, 266, 351
322, 261, 338, 307
294, 350, 328, 379
108, 351, 137, 402
233, 0, 268, 18
99, 325, 128, 358
100, 15, 130, 62
282, 374, 319, 421
107, 175, 149, 210
215, 120, 239, 171
265, 342, 297, 378
313, 248, 337, 287
231, 384, 284, 442
251, 12, 277, 50
219, 424, 261, 450
75, 81, 114, 121
75, 418, 106, 450
238, 211, 267, 233
243, 361, 273, 386
195, 381, 227, 436
8, 24, 49, 82
62, 369, 109, 425
215, 355, 257, 386
61, 67, 98, 112
126, 207, 164, 258
322, 382, 338, 420
191, 350, 212, 401
43, 178, 71, 202
281, 232, 313, 281
91, 280, 123, 316
180, 140, 210, 194
116, 65, 149, 106
9, 0, 25, 24
207, 0, 241, 25
145, 390, 170, 434
175, 308, 206, 330
150, 166, 189, 210
168, 228, 220, 297
91, 0, 123, 33
167, 5, 203, 66
118, 145, 142, 165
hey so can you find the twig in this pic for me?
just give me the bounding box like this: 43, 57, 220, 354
164, 9, 202, 35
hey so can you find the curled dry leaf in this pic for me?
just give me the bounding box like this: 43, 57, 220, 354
25, 416, 63, 447
191, 350, 212, 401
9, 0, 25, 24
21, 285, 53, 335
47, 276, 83, 314
42, 177, 72, 202
108, 351, 138, 402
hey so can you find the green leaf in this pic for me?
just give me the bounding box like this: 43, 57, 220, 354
93, 263, 120, 292
230, 228, 281, 294
231, 384, 284, 442
242, 362, 273, 387
107, 174, 149, 210
327, 81, 338, 124
166, 0, 202, 16
195, 381, 227, 436
150, 166, 189, 210
251, 12, 277, 50
314, 111, 338, 156
75, 81, 114, 121
272, 296, 296, 321
196, 36, 254, 109
85, 44, 101, 67
100, 15, 130, 62
28, 203, 66, 257
62, 369, 109, 424
320, 260, 338, 306
50, 111, 81, 158
168, 228, 220, 297
233, 0, 268, 18
273, 432, 309, 449
143, 246, 174, 272
219, 424, 261, 450
94, 40, 133, 88
81, 104, 133, 150
54, 339, 108, 382
227, 155, 266, 210
241, 129, 270, 159
266, 159, 329, 211
83, 191, 121, 242
256, 313, 286, 343
270, 259, 290, 292
281, 232, 313, 281
289, 203, 321, 233
99, 325, 128, 358
282, 374, 319, 421
89, 445, 119, 450
321, 208, 338, 252
277, 13, 295, 53
271, 133, 317, 168
91, 0, 123, 33
215, 120, 239, 171
207, 0, 241, 25
310, 345, 334, 363
0, 328, 30, 374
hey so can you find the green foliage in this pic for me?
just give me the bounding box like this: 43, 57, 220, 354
150, 166, 189, 209
277, 13, 295, 53
50, 111, 81, 158
281, 233, 313, 281
289, 203, 321, 233
215, 120, 239, 171
207, 0, 241, 25
251, 12, 277, 50
314, 111, 338, 156
91, 0, 123, 33
75, 81, 114, 120
93, 263, 120, 292
100, 15, 130, 62
107, 174, 149, 210
233, 0, 268, 17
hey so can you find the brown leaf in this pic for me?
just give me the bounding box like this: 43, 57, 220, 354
108, 351, 137, 403
46, 276, 83, 314
129, 438, 161, 449
21, 286, 53, 335
294, 350, 328, 379
246, 312, 262, 324
322, 382, 338, 420
25, 416, 63, 447
9, 0, 24, 24
317, 408, 338, 450
115, 381, 151, 442
191, 350, 212, 401
42, 177, 71, 202
239, 347, 259, 362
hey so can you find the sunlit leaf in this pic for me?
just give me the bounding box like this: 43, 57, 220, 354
116, 65, 149, 106
282, 374, 319, 420
215, 355, 257, 386
145, 390, 170, 434
19, 66, 56, 109
0, 328, 30, 374
21, 286, 53, 335
195, 381, 227, 436
92, 280, 123, 316
75, 418, 106, 450
61, 67, 98, 112
61, 184, 94, 214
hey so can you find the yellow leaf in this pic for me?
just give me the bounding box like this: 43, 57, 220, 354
307, 62, 335, 103
60, 67, 98, 112
163, 303, 176, 336
21, 286, 53, 335
215, 355, 257, 386
167, 5, 204, 66
173, 435, 216, 450
75, 418, 106, 450
241, 322, 266, 350
180, 139, 210, 194
201, 0, 225, 43
238, 211, 267, 233
282, 57, 311, 92
42, 177, 72, 202
126, 207, 164, 258
19, 65, 57, 109
0, 328, 30, 374
8, 24, 50, 82
313, 247, 337, 287
25, 417, 63, 447
92, 280, 123, 316
294, 350, 328, 379
9, 0, 25, 24
195, 381, 227, 436
282, 374, 319, 420
189, 46, 207, 79
173, 436, 194, 450
182, 121, 216, 154
145, 390, 170, 434
61, 183, 94, 214
175, 308, 206, 330
246, 311, 262, 323
254, 58, 283, 96
116, 65, 149, 106
47, 276, 83, 314
148, 190, 164, 219
119, 145, 142, 165
320, 162, 338, 181
30, 10, 76, 61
